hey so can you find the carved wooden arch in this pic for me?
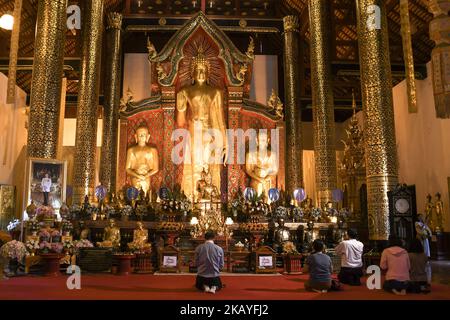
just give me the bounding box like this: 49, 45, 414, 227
149, 11, 253, 88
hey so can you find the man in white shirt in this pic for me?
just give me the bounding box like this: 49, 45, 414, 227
41, 173, 52, 206
335, 228, 364, 286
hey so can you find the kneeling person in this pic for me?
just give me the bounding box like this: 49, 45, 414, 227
335, 229, 364, 286
304, 240, 333, 293
195, 230, 224, 294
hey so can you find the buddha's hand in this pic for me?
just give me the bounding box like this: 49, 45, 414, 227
222, 147, 228, 167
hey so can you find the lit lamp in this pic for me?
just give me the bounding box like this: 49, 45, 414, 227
330, 216, 338, 224
190, 217, 199, 226
224, 217, 234, 250
0, 13, 14, 30
190, 216, 200, 238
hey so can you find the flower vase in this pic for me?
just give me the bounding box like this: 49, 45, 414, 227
8, 259, 19, 276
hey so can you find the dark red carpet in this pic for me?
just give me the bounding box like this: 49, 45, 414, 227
1, 274, 449, 300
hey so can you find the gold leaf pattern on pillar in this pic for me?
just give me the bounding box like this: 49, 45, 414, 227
356, 0, 399, 240
27, 0, 67, 159
73, 0, 104, 203
308, 0, 337, 207
100, 12, 123, 193
283, 15, 303, 195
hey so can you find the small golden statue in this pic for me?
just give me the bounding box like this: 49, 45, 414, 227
97, 219, 121, 248
435, 193, 444, 232
425, 194, 434, 230
127, 222, 151, 252
126, 125, 159, 195
245, 131, 278, 198
196, 165, 220, 202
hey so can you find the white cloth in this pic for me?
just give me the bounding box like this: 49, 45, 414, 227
415, 221, 431, 258
41, 177, 52, 192
335, 239, 364, 268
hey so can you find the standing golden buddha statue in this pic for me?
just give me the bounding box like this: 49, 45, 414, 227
435, 193, 444, 232
245, 131, 278, 198
176, 50, 227, 200
125, 125, 159, 195
425, 194, 434, 231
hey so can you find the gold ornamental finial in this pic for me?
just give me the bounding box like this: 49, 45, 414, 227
106, 12, 122, 30
147, 37, 157, 60
283, 16, 299, 33
246, 36, 255, 60
268, 89, 284, 119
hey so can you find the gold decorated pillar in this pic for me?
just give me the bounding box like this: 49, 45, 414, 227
100, 13, 123, 193
283, 16, 303, 196
73, 0, 104, 203
308, 0, 337, 207
428, 0, 450, 118
400, 0, 417, 113
356, 0, 398, 240
27, 0, 67, 158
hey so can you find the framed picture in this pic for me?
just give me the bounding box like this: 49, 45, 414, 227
258, 255, 273, 268
163, 255, 178, 268
24, 158, 67, 216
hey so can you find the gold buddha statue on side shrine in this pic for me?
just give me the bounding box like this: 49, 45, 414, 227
128, 222, 151, 252
196, 165, 220, 202
97, 219, 121, 249
435, 193, 444, 232
126, 125, 159, 195
176, 49, 227, 198
245, 131, 278, 198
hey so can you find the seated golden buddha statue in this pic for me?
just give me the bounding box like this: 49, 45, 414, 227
97, 219, 121, 249
245, 131, 278, 198
196, 165, 220, 202
126, 125, 159, 196
127, 222, 151, 252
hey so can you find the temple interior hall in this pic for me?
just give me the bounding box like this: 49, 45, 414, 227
0, 0, 449, 303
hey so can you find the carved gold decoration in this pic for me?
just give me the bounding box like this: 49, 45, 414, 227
428, 0, 450, 118
147, 37, 157, 60
100, 12, 123, 193
0, 185, 15, 231
236, 63, 248, 85
400, 0, 417, 113
339, 92, 366, 218
309, 0, 337, 206
246, 36, 255, 60
27, 0, 67, 159
159, 17, 167, 26
106, 11, 122, 30
283, 15, 299, 33
267, 89, 284, 119
156, 63, 168, 81
73, 0, 104, 203
239, 19, 247, 28
6, 0, 22, 104
127, 25, 280, 34
356, 0, 399, 240
119, 87, 134, 112
283, 16, 303, 194
147, 12, 251, 87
